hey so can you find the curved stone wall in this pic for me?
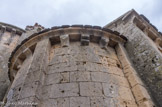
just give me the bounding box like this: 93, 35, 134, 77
5, 26, 153, 107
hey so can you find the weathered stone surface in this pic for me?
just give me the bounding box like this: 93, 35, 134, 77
81, 34, 90, 46
5, 16, 160, 107
41, 98, 69, 107
45, 72, 69, 85
70, 97, 90, 107
0, 23, 24, 101
70, 71, 90, 82
90, 97, 117, 107
60, 34, 69, 47
102, 83, 118, 97
80, 82, 103, 97
118, 86, 135, 101
106, 11, 160, 106
50, 83, 79, 98
99, 36, 109, 49
132, 84, 151, 102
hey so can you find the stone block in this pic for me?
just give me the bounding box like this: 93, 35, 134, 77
85, 62, 102, 72
132, 84, 151, 102
41, 98, 69, 107
81, 34, 90, 46
99, 36, 109, 49
80, 82, 103, 96
102, 83, 118, 97
70, 71, 90, 82
48, 63, 77, 74
50, 83, 79, 98
127, 72, 144, 87
137, 99, 154, 107
90, 97, 116, 107
18, 81, 40, 99
118, 99, 138, 107
91, 72, 111, 83
123, 65, 137, 77
41, 85, 52, 100
60, 34, 69, 47
45, 72, 69, 85
118, 86, 135, 101
70, 97, 90, 107
108, 66, 124, 77
15, 96, 39, 107
50, 54, 76, 65
110, 74, 129, 88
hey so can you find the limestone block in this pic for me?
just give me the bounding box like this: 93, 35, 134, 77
60, 34, 69, 47
70, 97, 90, 107
91, 72, 111, 83
50, 83, 79, 98
132, 84, 151, 102
41, 85, 52, 100
90, 97, 116, 107
118, 86, 135, 101
10, 84, 22, 101
118, 99, 138, 107
99, 36, 109, 49
127, 72, 144, 87
100, 56, 109, 65
50, 54, 76, 65
81, 34, 90, 46
80, 82, 103, 96
16, 96, 39, 107
102, 83, 118, 97
48, 63, 77, 74
137, 99, 154, 107
45, 72, 69, 85
70, 71, 90, 82
18, 81, 40, 99
85, 62, 102, 72
41, 98, 69, 107
76, 62, 87, 71
110, 74, 129, 88
108, 66, 124, 77
123, 65, 137, 77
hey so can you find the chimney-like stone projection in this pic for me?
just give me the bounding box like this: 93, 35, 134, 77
5, 25, 154, 107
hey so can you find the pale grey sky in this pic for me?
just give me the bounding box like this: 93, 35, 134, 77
0, 0, 162, 31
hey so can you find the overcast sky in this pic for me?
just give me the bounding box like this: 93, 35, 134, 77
0, 0, 162, 31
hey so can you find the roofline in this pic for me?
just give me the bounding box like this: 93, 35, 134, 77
0, 22, 25, 32
104, 9, 136, 28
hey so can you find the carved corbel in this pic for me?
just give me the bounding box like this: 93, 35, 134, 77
60, 34, 69, 47
99, 36, 109, 49
81, 34, 90, 46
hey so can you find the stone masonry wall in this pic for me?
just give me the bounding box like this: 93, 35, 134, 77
6, 41, 138, 107
0, 31, 21, 101
41, 42, 137, 107
106, 17, 162, 106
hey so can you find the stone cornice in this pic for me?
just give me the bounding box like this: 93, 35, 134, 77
0, 22, 25, 35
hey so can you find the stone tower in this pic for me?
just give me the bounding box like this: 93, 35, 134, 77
0, 9, 161, 107
105, 9, 162, 106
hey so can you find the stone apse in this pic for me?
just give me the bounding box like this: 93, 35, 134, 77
5, 25, 154, 107
0, 9, 162, 107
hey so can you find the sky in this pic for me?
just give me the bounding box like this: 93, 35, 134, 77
0, 0, 162, 31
